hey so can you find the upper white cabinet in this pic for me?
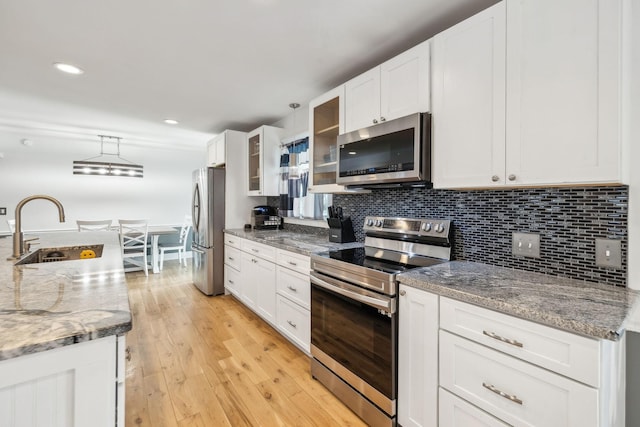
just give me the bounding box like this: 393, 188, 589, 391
207, 132, 227, 166
432, 0, 622, 188
247, 125, 283, 196
432, 2, 506, 188
345, 40, 430, 133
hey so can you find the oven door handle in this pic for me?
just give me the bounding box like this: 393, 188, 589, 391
310, 271, 395, 314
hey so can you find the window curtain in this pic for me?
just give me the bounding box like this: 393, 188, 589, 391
279, 137, 312, 218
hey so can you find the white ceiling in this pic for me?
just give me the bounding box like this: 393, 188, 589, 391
0, 0, 497, 149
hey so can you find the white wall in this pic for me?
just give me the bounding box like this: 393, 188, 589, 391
0, 130, 206, 233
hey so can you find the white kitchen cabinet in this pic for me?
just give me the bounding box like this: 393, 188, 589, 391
439, 388, 509, 427
505, 0, 621, 185
397, 284, 439, 427
432, 2, 506, 188
240, 240, 276, 313
240, 251, 258, 309
0, 335, 124, 427
432, 0, 622, 189
224, 260, 241, 297
276, 294, 310, 353
206, 132, 226, 166
275, 249, 311, 353
345, 40, 430, 133
247, 125, 283, 196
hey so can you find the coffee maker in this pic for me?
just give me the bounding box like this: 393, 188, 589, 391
250, 206, 282, 230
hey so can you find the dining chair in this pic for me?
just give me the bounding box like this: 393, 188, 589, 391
7, 219, 15, 233
77, 219, 112, 231
118, 219, 149, 276
158, 216, 192, 270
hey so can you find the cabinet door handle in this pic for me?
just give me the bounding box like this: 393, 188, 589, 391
288, 261, 297, 266
251, 258, 258, 263
399, 290, 406, 296
508, 174, 516, 181
228, 240, 235, 244
483, 330, 523, 348
228, 279, 234, 284
228, 257, 234, 261
251, 248, 259, 253
380, 116, 386, 122
287, 285, 298, 292
125, 347, 132, 362
373, 119, 378, 124
287, 320, 297, 328
491, 175, 500, 182
482, 382, 523, 405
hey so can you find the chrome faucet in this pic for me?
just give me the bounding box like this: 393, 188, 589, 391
10, 195, 66, 259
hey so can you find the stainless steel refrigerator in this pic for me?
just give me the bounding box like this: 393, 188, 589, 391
191, 167, 225, 295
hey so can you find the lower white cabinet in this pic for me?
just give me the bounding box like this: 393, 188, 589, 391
397, 285, 625, 427
398, 285, 439, 427
0, 335, 125, 427
439, 388, 509, 427
224, 234, 311, 353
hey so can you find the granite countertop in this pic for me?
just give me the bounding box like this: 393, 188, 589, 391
398, 261, 639, 341
224, 228, 363, 255
0, 232, 132, 361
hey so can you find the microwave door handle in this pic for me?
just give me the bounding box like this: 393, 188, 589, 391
310, 273, 393, 314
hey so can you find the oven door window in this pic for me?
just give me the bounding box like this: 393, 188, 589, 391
311, 284, 396, 399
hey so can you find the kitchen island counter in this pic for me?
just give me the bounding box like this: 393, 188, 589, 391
398, 261, 639, 341
0, 232, 131, 361
224, 228, 362, 256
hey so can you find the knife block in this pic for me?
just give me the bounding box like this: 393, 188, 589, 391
327, 217, 356, 243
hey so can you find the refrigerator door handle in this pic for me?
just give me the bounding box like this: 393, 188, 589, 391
191, 244, 206, 254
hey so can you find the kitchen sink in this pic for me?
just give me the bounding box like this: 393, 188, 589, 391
15, 244, 105, 265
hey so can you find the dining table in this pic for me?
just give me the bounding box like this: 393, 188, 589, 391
146, 225, 180, 274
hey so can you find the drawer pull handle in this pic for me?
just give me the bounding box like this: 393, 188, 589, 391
482, 382, 523, 405
251, 248, 259, 253
228, 257, 234, 261
252, 258, 258, 263
287, 285, 298, 292
288, 261, 298, 266
287, 320, 297, 328
228, 280, 234, 284
483, 330, 523, 348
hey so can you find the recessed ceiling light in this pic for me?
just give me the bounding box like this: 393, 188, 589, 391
53, 62, 84, 75
164, 119, 179, 125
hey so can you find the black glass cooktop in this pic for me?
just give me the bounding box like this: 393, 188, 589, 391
325, 247, 417, 275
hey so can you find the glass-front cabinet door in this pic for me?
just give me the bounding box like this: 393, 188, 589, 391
248, 132, 261, 194
309, 85, 367, 194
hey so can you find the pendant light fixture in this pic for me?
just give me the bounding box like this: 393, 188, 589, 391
73, 135, 143, 178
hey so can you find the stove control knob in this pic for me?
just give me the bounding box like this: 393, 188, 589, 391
435, 223, 445, 233
375, 220, 383, 227
422, 222, 432, 232
366, 219, 374, 227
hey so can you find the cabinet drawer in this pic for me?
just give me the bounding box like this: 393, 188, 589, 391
276, 295, 310, 353
224, 245, 241, 270
439, 388, 509, 427
224, 264, 240, 297
276, 266, 310, 309
276, 249, 310, 275
440, 297, 600, 387
242, 239, 276, 262
224, 234, 242, 249
440, 331, 598, 427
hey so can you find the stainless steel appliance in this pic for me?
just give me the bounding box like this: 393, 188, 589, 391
310, 216, 452, 427
336, 113, 431, 188
191, 167, 225, 295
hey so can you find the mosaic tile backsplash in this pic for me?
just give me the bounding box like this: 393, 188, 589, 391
329, 186, 628, 287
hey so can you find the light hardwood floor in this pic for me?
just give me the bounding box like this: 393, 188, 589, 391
124, 261, 367, 427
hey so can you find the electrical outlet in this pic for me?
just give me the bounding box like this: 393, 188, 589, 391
595, 238, 622, 269
0, 207, 6, 215
512, 232, 541, 258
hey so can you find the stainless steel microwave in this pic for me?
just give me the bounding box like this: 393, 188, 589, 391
336, 112, 431, 188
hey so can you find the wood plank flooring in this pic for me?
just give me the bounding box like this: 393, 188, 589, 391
124, 261, 367, 427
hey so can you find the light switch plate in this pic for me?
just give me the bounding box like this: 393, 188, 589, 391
595, 238, 622, 269
512, 232, 541, 258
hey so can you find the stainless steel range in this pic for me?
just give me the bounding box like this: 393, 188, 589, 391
310, 216, 453, 427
